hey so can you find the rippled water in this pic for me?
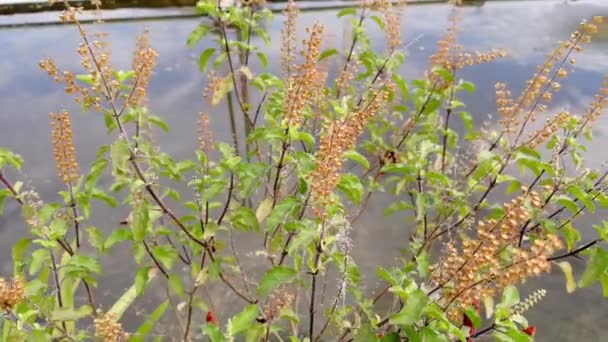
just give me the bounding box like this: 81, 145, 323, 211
1, 0, 608, 340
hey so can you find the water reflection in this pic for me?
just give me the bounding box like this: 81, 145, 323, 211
1, 0, 608, 339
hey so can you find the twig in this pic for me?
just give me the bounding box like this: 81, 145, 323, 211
143, 240, 169, 279
0, 171, 23, 204
548, 239, 599, 261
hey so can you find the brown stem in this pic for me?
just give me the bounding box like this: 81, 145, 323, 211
0, 171, 23, 204
548, 239, 599, 261
441, 75, 456, 173
50, 252, 68, 332
217, 173, 234, 226
143, 240, 169, 279
308, 221, 326, 339
67, 183, 80, 249
182, 288, 196, 342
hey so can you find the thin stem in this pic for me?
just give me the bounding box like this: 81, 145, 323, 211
0, 171, 23, 204
548, 239, 599, 261
308, 222, 326, 339
143, 240, 169, 279
226, 92, 241, 155
441, 73, 456, 172
182, 288, 197, 342
50, 252, 68, 333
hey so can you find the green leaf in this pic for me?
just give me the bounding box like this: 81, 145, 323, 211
459, 81, 475, 93
370, 15, 385, 30
256, 52, 268, 69
66, 254, 101, 273
458, 111, 474, 131
344, 150, 370, 170
567, 185, 594, 213
464, 307, 481, 329
29, 249, 48, 276
203, 323, 224, 342
132, 203, 151, 241
229, 304, 258, 336
380, 332, 400, 342
86, 226, 105, 252
562, 223, 581, 252
337, 173, 365, 204
354, 324, 380, 342
152, 245, 179, 270
131, 300, 169, 342
199, 48, 216, 72
319, 48, 338, 61
393, 74, 409, 102
149, 115, 169, 133
168, 274, 185, 297
258, 266, 297, 297
187, 25, 211, 47
557, 261, 576, 293
135, 267, 151, 296
12, 238, 31, 270
579, 247, 608, 287
501, 285, 519, 308
389, 290, 429, 326
230, 206, 259, 232
555, 195, 579, 214
50, 306, 93, 322
337, 7, 357, 17
267, 197, 300, 229
109, 268, 157, 319
105, 228, 133, 249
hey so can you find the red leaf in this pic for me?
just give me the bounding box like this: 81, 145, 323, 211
521, 325, 536, 336
206, 311, 218, 326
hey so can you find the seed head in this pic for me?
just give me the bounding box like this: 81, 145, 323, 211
50, 111, 79, 185
0, 277, 24, 311
94, 312, 128, 341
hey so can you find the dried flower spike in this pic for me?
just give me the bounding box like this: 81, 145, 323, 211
50, 111, 79, 185
94, 312, 128, 341
128, 31, 158, 108
0, 277, 24, 311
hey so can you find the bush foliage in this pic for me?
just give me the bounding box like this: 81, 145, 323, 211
1, 0, 608, 341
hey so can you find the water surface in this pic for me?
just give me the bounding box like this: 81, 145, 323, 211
1, 0, 608, 340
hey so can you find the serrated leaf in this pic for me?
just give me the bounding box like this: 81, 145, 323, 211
229, 304, 258, 336
567, 185, 594, 213
337, 173, 364, 204
86, 226, 105, 252
203, 323, 224, 342
389, 290, 429, 326
149, 115, 169, 132
152, 245, 178, 270
344, 150, 370, 170
230, 206, 259, 232
105, 228, 132, 249
258, 266, 297, 296
579, 247, 608, 288
562, 223, 581, 252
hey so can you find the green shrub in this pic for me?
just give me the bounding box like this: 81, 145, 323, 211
1, 1, 607, 341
